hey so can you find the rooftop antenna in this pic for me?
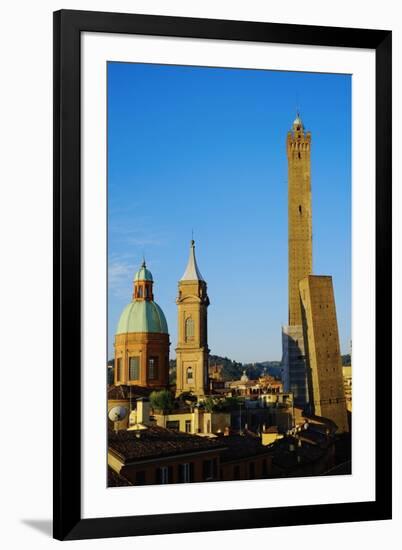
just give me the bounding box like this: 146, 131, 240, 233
295, 92, 300, 117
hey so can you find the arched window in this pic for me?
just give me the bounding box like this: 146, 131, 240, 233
185, 317, 194, 341
138, 286, 143, 298
186, 367, 193, 384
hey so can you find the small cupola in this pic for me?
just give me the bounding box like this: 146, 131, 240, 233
240, 370, 249, 383
133, 260, 154, 301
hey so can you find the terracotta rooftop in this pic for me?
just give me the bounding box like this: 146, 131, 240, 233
107, 384, 153, 400
228, 378, 282, 388
107, 466, 132, 487
219, 432, 273, 462
270, 434, 331, 471
109, 425, 226, 462
322, 460, 352, 476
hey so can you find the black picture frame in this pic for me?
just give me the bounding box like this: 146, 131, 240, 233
53, 9, 392, 541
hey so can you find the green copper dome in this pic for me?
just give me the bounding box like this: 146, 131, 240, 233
134, 261, 153, 282
116, 300, 168, 335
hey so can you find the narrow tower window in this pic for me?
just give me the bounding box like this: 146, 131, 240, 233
298, 205, 302, 214
185, 317, 195, 341
186, 366, 193, 383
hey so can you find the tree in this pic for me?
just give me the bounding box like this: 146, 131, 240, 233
107, 366, 114, 386
220, 396, 243, 411
150, 389, 174, 414
203, 396, 217, 413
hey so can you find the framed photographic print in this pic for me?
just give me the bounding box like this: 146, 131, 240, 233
53, 9, 392, 541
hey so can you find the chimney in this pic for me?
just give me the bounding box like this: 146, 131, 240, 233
136, 398, 150, 425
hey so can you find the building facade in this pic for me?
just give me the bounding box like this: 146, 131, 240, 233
282, 324, 308, 406
114, 261, 170, 388
175, 240, 210, 397
154, 409, 231, 436
282, 113, 313, 408
299, 275, 349, 433
108, 425, 224, 486
108, 426, 274, 486
342, 364, 352, 412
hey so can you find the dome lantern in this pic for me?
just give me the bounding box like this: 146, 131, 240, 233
133, 260, 154, 301
240, 370, 249, 383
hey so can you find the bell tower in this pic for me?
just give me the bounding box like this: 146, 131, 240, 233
175, 240, 210, 398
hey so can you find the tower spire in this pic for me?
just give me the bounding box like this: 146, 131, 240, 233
180, 239, 204, 281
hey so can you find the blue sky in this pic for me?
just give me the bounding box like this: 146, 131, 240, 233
108, 62, 351, 363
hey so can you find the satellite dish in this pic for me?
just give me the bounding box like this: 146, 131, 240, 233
108, 405, 128, 422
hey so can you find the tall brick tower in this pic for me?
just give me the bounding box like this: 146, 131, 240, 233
287, 114, 313, 325
282, 113, 313, 408
299, 275, 349, 433
175, 240, 210, 398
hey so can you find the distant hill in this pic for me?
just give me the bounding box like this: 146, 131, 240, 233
168, 355, 282, 383
111, 354, 351, 384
